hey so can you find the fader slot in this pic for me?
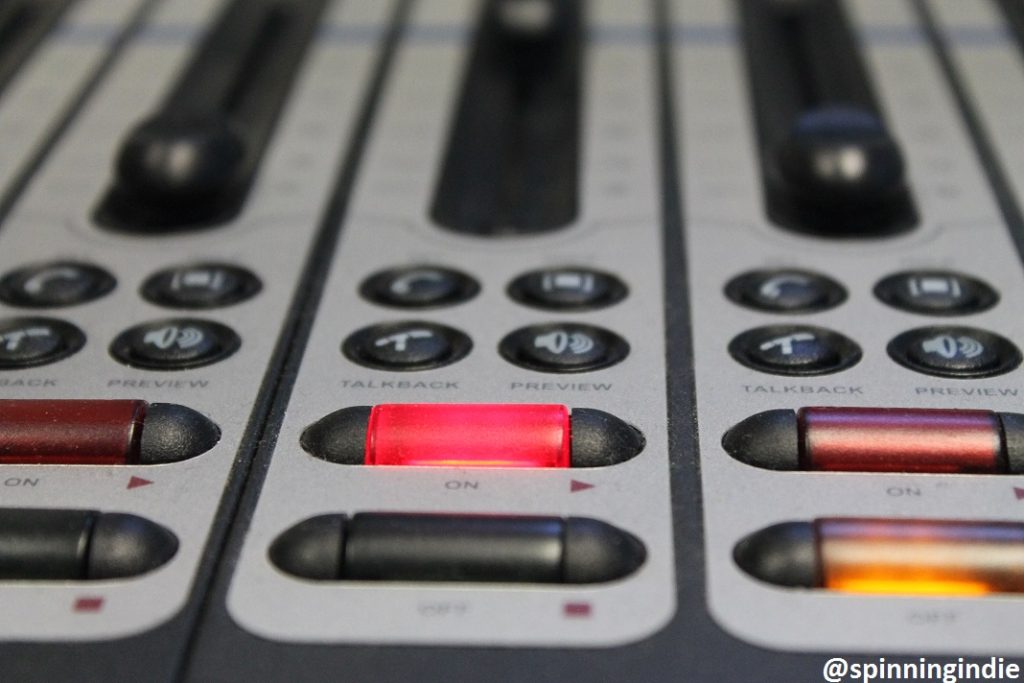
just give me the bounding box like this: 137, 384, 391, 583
94, 0, 328, 233
430, 0, 582, 235
0, 0, 75, 97
739, 0, 917, 237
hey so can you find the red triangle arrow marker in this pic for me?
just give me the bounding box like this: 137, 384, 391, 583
570, 480, 595, 493
127, 476, 153, 490
1015, 487, 1024, 501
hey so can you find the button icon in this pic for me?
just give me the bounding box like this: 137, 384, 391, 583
757, 332, 815, 356
921, 334, 984, 360
907, 275, 961, 299
757, 274, 813, 301
0, 326, 52, 352
22, 267, 84, 295
143, 325, 206, 351
388, 270, 446, 296
170, 268, 227, 293
534, 330, 595, 355
373, 329, 435, 352
540, 271, 595, 295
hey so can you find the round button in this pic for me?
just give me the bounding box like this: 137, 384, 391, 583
499, 323, 629, 373
507, 267, 627, 311
343, 321, 471, 371
110, 318, 240, 370
0, 317, 85, 369
728, 325, 861, 376
888, 326, 1021, 378
725, 269, 846, 313
359, 266, 479, 309
141, 263, 261, 309
0, 261, 115, 308
874, 271, 997, 315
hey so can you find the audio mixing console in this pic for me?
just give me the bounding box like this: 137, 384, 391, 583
1, 1, 1023, 681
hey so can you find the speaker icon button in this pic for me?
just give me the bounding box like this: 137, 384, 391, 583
110, 319, 240, 370
889, 326, 1022, 378
499, 323, 628, 373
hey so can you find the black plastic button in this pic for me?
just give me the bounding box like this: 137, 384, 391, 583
888, 326, 1022, 378
109, 318, 240, 370
342, 321, 471, 371
874, 271, 998, 315
0, 262, 115, 308
728, 325, 861, 376
507, 267, 627, 311
0, 317, 85, 369
499, 323, 629, 373
360, 266, 479, 309
725, 269, 846, 313
141, 263, 261, 309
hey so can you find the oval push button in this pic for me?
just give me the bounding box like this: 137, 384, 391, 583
0, 262, 115, 308
499, 323, 628, 373
874, 271, 998, 315
507, 267, 627, 311
359, 266, 479, 309
725, 269, 846, 313
141, 263, 261, 309
269, 513, 646, 585
0, 317, 85, 369
342, 321, 471, 371
110, 318, 240, 370
0, 508, 177, 581
888, 326, 1022, 378
728, 325, 861, 376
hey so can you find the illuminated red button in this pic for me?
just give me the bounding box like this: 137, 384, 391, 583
0, 399, 219, 465
300, 403, 644, 468
723, 406, 1024, 474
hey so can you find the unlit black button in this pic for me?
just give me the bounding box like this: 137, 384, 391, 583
359, 266, 479, 309
269, 512, 646, 584
729, 325, 861, 376
0, 508, 177, 581
888, 326, 1022, 378
342, 321, 471, 371
0, 261, 115, 308
874, 271, 997, 315
507, 267, 627, 311
110, 318, 240, 370
725, 269, 846, 313
141, 263, 261, 309
0, 317, 85, 369
499, 323, 628, 373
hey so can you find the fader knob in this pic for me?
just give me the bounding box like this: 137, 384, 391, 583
115, 115, 246, 209
775, 106, 907, 232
